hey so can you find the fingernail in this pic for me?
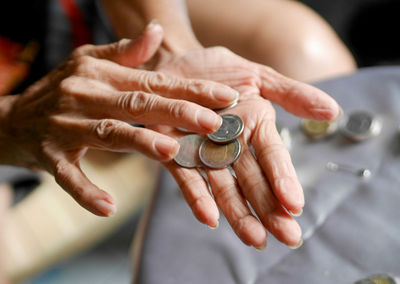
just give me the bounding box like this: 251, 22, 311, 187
208, 220, 219, 230
94, 199, 117, 217
289, 208, 303, 217
154, 137, 180, 159
196, 110, 222, 132
288, 238, 303, 249
332, 106, 343, 122
145, 19, 159, 30
104, 197, 116, 205
255, 241, 267, 251
213, 87, 239, 103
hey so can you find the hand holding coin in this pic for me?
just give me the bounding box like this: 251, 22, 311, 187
153, 46, 340, 250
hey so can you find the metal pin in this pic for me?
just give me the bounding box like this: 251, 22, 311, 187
326, 162, 372, 179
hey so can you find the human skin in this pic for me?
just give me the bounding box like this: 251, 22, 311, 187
101, 0, 356, 83
102, 0, 340, 249
0, 23, 238, 217
187, 0, 357, 82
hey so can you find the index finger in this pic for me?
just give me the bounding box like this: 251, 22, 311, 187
72, 56, 239, 110
258, 65, 340, 121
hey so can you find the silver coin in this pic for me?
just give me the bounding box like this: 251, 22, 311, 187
174, 135, 204, 168
207, 114, 244, 144
199, 139, 241, 168
340, 110, 381, 141
213, 96, 239, 112
176, 127, 193, 133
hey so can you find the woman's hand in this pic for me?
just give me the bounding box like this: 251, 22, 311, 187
153, 46, 340, 249
0, 24, 238, 217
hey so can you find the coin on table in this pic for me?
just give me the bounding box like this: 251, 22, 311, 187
301, 119, 338, 140
354, 273, 398, 284
199, 139, 241, 168
340, 110, 381, 141
207, 114, 244, 144
174, 135, 204, 168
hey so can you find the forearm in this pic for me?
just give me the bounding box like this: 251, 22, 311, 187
101, 0, 202, 55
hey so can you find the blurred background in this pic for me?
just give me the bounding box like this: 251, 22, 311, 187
300, 0, 400, 66
1, 0, 399, 283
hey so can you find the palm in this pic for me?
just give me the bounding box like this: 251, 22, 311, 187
151, 47, 339, 249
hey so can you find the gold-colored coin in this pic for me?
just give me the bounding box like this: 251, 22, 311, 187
301, 119, 338, 140
199, 139, 241, 168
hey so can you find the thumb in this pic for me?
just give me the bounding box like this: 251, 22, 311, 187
52, 160, 117, 217
74, 20, 164, 67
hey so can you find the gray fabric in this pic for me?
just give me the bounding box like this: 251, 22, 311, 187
135, 66, 400, 284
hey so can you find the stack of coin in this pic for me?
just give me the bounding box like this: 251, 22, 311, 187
213, 95, 239, 112
174, 114, 244, 169
176, 94, 240, 134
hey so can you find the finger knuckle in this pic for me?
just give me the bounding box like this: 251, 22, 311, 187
185, 80, 211, 97
151, 72, 169, 87
169, 100, 188, 119
176, 175, 205, 198
114, 38, 130, 53
53, 160, 70, 185
142, 72, 170, 94
71, 44, 95, 58
213, 183, 237, 205
58, 76, 79, 94
64, 55, 97, 78
255, 118, 276, 139
188, 195, 210, 212
118, 91, 154, 116
73, 55, 97, 76
53, 160, 89, 206
240, 172, 266, 194
231, 215, 253, 235
212, 46, 232, 56
94, 119, 122, 142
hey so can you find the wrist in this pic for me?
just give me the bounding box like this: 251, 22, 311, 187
101, 0, 203, 69
150, 32, 202, 69
160, 23, 203, 55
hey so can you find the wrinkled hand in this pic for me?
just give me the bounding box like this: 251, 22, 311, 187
154, 47, 340, 249
0, 26, 239, 217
